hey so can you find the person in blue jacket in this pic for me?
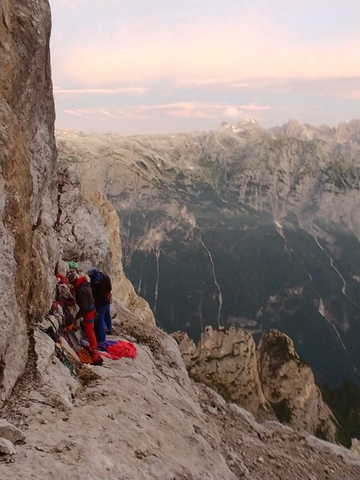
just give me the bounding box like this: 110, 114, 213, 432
87, 267, 112, 341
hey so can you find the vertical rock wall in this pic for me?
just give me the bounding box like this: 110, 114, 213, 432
0, 0, 57, 403
176, 326, 266, 414
258, 330, 337, 441
0, 1, 154, 406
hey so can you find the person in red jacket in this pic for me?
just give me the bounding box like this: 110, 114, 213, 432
68, 272, 97, 349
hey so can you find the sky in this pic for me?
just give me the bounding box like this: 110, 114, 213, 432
50, 0, 360, 135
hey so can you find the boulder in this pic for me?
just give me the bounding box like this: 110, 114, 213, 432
0, 419, 25, 444
0, 437, 16, 456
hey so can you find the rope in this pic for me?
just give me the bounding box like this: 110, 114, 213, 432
138, 344, 155, 363
103, 371, 149, 386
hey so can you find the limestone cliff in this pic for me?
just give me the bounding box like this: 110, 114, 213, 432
176, 327, 337, 441
0, 0, 57, 403
258, 329, 337, 441
175, 326, 266, 414
56, 169, 153, 324
0, 0, 154, 407
56, 167, 111, 271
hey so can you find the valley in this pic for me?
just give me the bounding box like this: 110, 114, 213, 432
58, 119, 360, 389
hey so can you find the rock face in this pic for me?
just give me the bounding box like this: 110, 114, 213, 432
1, 307, 360, 479
57, 123, 360, 389
56, 168, 153, 323
258, 329, 337, 441
0, 0, 57, 403
57, 167, 111, 271
176, 327, 336, 440
176, 327, 265, 414
0, 0, 154, 407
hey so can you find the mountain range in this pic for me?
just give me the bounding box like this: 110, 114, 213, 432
58, 118, 360, 389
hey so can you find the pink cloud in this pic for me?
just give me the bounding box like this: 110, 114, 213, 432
59, 14, 360, 87
53, 86, 148, 95
64, 102, 271, 121
342, 90, 360, 99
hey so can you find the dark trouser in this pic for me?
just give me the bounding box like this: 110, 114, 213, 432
96, 303, 112, 341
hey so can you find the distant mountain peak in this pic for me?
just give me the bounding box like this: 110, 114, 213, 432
218, 118, 260, 133
238, 118, 258, 125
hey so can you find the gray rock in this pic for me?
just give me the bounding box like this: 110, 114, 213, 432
0, 420, 25, 444
0, 438, 16, 456
0, 0, 154, 408
0, 0, 57, 405
178, 326, 266, 414
258, 329, 337, 441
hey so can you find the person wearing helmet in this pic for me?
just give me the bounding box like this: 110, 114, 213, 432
87, 267, 112, 340
68, 261, 79, 272
68, 271, 98, 349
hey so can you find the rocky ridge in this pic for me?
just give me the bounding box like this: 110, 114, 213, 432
175, 327, 337, 441
174, 327, 266, 415
57, 119, 360, 239
258, 330, 336, 440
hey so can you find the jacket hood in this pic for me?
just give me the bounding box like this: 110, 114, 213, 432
92, 272, 104, 283
75, 276, 88, 289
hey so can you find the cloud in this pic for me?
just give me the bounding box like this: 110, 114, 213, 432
59, 14, 360, 87
346, 90, 360, 99
224, 107, 242, 119
248, 76, 360, 99
53, 86, 148, 95
64, 102, 270, 121
170, 76, 360, 101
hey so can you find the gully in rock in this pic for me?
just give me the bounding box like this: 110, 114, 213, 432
201, 239, 223, 329
153, 248, 161, 315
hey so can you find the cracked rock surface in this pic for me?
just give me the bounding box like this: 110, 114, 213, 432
1, 308, 360, 479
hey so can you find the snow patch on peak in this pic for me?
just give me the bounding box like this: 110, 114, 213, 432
218, 119, 259, 133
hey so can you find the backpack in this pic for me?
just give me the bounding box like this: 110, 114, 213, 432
78, 345, 103, 366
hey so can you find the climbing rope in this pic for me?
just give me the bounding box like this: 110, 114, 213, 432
102, 369, 149, 386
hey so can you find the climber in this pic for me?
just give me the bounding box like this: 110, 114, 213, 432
68, 271, 98, 349
87, 267, 112, 340
68, 261, 79, 273
55, 278, 77, 331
